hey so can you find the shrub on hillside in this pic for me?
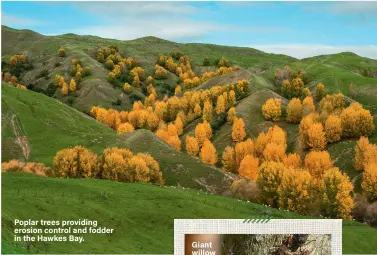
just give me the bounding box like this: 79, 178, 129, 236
1, 160, 51, 176
57, 48, 66, 57
353, 194, 377, 227
230, 179, 261, 203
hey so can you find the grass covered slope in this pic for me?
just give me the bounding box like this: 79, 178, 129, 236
1, 26, 296, 112
2, 173, 377, 254
1, 83, 116, 164
1, 84, 234, 193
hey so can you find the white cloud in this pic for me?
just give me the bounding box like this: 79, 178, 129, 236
330, 2, 377, 15
249, 44, 377, 60
65, 2, 216, 40
67, 2, 287, 41
62, 19, 223, 41
2, 12, 42, 27
74, 2, 197, 18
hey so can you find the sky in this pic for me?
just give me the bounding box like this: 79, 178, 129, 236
2, 1, 377, 59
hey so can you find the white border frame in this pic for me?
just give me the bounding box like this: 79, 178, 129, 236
174, 219, 342, 255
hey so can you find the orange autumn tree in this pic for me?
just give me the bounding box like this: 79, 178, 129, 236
302, 96, 316, 116
117, 122, 135, 134
238, 155, 259, 181
340, 102, 375, 138
315, 83, 326, 101
123, 83, 132, 94
174, 115, 184, 135
321, 167, 354, 219
262, 98, 281, 121
2, 160, 50, 176
362, 163, 377, 201
69, 79, 76, 92
262, 143, 286, 163
307, 122, 327, 150
58, 48, 66, 57
234, 138, 254, 169
53, 146, 98, 178
228, 90, 236, 107
278, 168, 315, 215
166, 96, 181, 121
325, 115, 342, 143
185, 136, 199, 156
156, 124, 181, 151
175, 85, 182, 97
215, 95, 226, 115
101, 147, 132, 181
195, 121, 212, 147
299, 113, 320, 149
354, 136, 377, 171
222, 146, 237, 172
232, 117, 246, 142
202, 100, 213, 122
257, 161, 286, 206
286, 98, 303, 123
255, 125, 287, 157
100, 147, 164, 184
199, 139, 217, 166
304, 150, 333, 178
227, 107, 236, 123
283, 153, 302, 169
61, 82, 69, 96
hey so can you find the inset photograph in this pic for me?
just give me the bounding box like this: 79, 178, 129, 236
185, 234, 331, 255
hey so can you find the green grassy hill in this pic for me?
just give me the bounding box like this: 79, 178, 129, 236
2, 26, 377, 254
2, 172, 377, 254
1, 26, 296, 113
1, 83, 235, 193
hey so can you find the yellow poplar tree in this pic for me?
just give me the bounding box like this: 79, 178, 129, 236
222, 146, 237, 172
263, 143, 286, 163
238, 155, 259, 181
234, 138, 254, 169
325, 115, 342, 143
286, 98, 303, 123
321, 167, 354, 220
278, 168, 315, 215
232, 117, 246, 142
199, 139, 217, 166
315, 83, 326, 101
362, 163, 377, 201
302, 96, 316, 116
257, 161, 286, 206
123, 82, 132, 94
133, 75, 140, 87
61, 82, 69, 96
283, 153, 302, 169
227, 107, 236, 123
53, 146, 98, 178
216, 95, 226, 115
354, 136, 371, 171
117, 122, 135, 134
307, 122, 327, 150
202, 100, 213, 122
185, 136, 199, 156
304, 150, 333, 178
175, 86, 182, 97
175, 116, 184, 135
262, 98, 281, 121
228, 90, 236, 107
69, 79, 76, 92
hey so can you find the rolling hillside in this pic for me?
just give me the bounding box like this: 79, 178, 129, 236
1, 25, 295, 113
1, 84, 235, 194
2, 26, 377, 255
2, 172, 377, 254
